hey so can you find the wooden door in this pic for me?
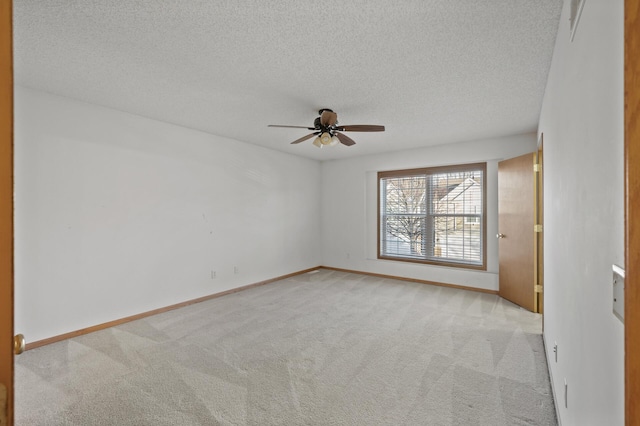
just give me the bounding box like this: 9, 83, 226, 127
625, 0, 640, 423
498, 153, 536, 312
0, 1, 13, 424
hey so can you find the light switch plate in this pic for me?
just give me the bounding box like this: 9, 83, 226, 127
612, 264, 625, 323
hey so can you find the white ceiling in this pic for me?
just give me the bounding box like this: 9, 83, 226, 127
13, 1, 562, 161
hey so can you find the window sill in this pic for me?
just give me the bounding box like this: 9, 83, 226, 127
377, 255, 487, 271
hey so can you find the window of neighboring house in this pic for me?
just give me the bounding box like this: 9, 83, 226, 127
378, 163, 486, 270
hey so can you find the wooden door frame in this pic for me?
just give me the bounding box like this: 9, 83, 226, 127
0, 0, 13, 424
625, 1, 640, 424
536, 135, 544, 315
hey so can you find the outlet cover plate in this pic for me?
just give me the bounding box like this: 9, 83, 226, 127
612, 264, 625, 323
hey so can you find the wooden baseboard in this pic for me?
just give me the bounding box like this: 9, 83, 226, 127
319, 266, 499, 295
25, 265, 497, 351
25, 266, 321, 351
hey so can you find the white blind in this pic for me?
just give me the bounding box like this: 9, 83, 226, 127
379, 163, 485, 268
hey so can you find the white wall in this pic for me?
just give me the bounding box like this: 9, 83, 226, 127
539, 0, 624, 424
320, 133, 537, 292
14, 87, 321, 342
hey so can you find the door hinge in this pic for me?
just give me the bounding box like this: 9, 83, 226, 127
534, 164, 542, 172
535, 285, 543, 293
534, 224, 543, 232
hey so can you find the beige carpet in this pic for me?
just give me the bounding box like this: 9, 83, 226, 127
15, 269, 557, 425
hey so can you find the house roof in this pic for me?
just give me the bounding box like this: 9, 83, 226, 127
13, 1, 562, 161
439, 177, 481, 204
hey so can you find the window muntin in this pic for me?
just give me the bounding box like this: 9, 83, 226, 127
378, 163, 486, 269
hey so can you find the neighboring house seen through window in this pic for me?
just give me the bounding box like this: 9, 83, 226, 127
378, 163, 486, 270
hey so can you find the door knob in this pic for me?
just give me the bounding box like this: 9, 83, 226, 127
14, 334, 25, 355
497, 233, 505, 239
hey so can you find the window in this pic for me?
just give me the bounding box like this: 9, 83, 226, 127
378, 163, 486, 269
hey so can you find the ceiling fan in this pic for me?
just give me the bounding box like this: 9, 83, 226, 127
268, 108, 385, 148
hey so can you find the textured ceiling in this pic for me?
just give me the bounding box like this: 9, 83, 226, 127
13, 1, 562, 161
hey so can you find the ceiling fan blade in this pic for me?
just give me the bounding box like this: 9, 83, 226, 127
335, 132, 356, 146
290, 133, 318, 144
320, 110, 338, 127
337, 125, 385, 132
268, 125, 316, 130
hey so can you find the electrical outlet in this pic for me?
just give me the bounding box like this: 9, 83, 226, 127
211, 270, 216, 279
553, 342, 558, 363
234, 266, 239, 274
346, 252, 350, 259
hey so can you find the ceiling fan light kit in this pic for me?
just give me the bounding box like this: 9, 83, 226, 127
269, 108, 385, 148
312, 133, 339, 149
